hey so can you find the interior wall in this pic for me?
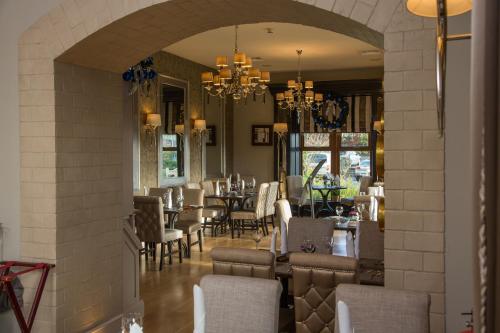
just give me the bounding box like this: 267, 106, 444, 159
232, 91, 275, 184
205, 99, 223, 178
444, 13, 473, 333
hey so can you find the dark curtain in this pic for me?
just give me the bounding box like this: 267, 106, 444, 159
471, 0, 500, 332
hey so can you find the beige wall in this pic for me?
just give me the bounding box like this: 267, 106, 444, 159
233, 91, 275, 184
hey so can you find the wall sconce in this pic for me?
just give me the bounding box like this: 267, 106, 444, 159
193, 119, 207, 136
373, 120, 384, 134
175, 124, 185, 135
406, 0, 471, 137
145, 113, 161, 148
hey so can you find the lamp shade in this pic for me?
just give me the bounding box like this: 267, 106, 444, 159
243, 57, 252, 68
284, 90, 293, 99
314, 93, 323, 102
287, 80, 296, 89
194, 119, 206, 131
248, 68, 260, 79
220, 68, 232, 80
305, 90, 314, 100
240, 75, 249, 86
260, 71, 270, 83
276, 93, 285, 101
175, 124, 185, 134
216, 56, 228, 67
273, 123, 288, 134
305, 80, 313, 89
213, 75, 221, 86
406, 0, 472, 17
146, 113, 161, 127
201, 71, 213, 83
233, 52, 246, 64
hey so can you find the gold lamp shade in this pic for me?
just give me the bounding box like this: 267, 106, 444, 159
233, 52, 246, 64
216, 56, 228, 67
287, 80, 296, 89
273, 123, 288, 134
240, 75, 249, 86
305, 90, 314, 100
175, 124, 185, 135
284, 90, 293, 100
406, 0, 472, 17
201, 71, 213, 83
248, 68, 260, 79
305, 80, 313, 89
213, 75, 221, 86
276, 93, 285, 101
220, 68, 232, 80
314, 93, 323, 102
243, 57, 252, 68
260, 71, 270, 83
146, 113, 161, 128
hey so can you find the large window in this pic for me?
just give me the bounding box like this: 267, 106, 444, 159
161, 134, 180, 178
300, 132, 372, 196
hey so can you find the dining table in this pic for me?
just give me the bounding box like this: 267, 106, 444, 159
163, 205, 203, 228
311, 184, 346, 216
205, 190, 257, 238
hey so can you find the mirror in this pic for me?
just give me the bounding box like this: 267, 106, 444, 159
158, 76, 190, 185
204, 97, 225, 178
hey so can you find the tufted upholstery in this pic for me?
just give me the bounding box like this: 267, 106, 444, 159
148, 187, 171, 198
211, 247, 275, 279
290, 253, 359, 333
178, 189, 204, 225
265, 181, 279, 217
200, 275, 282, 333
287, 217, 335, 254
334, 284, 430, 333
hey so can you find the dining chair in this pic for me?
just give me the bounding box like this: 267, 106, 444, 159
196, 275, 282, 333
290, 252, 359, 333
176, 188, 204, 258
286, 175, 310, 216
342, 176, 373, 207
200, 180, 225, 236
185, 182, 201, 189
275, 199, 292, 254
334, 284, 430, 333
211, 247, 275, 279
133, 196, 183, 270
287, 217, 335, 254
264, 181, 279, 233
230, 182, 269, 237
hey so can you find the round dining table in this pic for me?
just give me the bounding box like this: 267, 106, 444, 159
311, 184, 346, 216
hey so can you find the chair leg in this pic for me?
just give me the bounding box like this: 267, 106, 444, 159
167, 242, 173, 265
197, 229, 203, 252
237, 220, 241, 238
152, 242, 156, 262
177, 239, 183, 263
203, 218, 207, 233
271, 215, 275, 229
260, 219, 267, 235
187, 234, 192, 258
230, 219, 235, 239
144, 242, 148, 261
159, 243, 165, 271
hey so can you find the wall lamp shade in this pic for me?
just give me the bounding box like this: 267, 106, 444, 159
406, 0, 471, 17
194, 119, 206, 131
273, 123, 288, 134
175, 124, 185, 135
146, 113, 161, 128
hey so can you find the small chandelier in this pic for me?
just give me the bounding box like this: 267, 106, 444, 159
276, 50, 323, 119
201, 25, 270, 102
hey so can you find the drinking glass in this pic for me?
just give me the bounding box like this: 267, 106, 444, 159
122, 313, 143, 333
252, 230, 264, 250
335, 205, 344, 217
323, 236, 335, 253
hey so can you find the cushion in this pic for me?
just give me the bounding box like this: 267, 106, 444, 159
176, 220, 202, 234
164, 228, 183, 242
231, 209, 256, 220
202, 208, 222, 219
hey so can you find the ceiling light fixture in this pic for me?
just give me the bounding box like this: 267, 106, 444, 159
200, 25, 270, 102
275, 50, 323, 121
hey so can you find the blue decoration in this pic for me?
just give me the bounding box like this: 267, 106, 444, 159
310, 95, 350, 131
122, 57, 157, 95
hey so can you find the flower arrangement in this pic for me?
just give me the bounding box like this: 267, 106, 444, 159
122, 57, 157, 96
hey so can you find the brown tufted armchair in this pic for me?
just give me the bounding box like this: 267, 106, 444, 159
211, 247, 275, 279
133, 196, 183, 270
176, 188, 204, 258
290, 252, 359, 333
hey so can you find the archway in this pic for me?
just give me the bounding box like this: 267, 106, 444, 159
19, 0, 444, 331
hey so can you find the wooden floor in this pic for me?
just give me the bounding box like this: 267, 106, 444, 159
139, 229, 348, 333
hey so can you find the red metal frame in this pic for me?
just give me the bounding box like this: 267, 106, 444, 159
0, 261, 54, 333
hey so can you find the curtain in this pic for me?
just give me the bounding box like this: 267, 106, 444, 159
471, 1, 500, 332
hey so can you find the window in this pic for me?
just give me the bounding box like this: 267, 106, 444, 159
161, 134, 180, 178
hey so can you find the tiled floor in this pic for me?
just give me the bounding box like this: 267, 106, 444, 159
139, 229, 348, 333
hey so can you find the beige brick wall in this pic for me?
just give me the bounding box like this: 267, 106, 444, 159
18, 0, 445, 332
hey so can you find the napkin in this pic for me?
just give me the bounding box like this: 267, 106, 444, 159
280, 218, 288, 255
193, 285, 206, 333
270, 227, 279, 255
346, 233, 355, 257
337, 300, 353, 333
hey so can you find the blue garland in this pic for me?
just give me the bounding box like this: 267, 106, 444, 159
311, 94, 349, 130
122, 57, 157, 95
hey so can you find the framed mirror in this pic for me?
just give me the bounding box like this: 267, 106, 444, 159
157, 75, 190, 186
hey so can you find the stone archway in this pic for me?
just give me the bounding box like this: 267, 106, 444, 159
19, 0, 444, 331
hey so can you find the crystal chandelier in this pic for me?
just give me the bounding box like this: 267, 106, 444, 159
200, 25, 270, 101
276, 50, 323, 119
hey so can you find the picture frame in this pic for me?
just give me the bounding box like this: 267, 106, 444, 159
206, 125, 216, 146
251, 125, 273, 146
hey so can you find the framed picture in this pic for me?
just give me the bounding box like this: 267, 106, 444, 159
251, 125, 273, 146
206, 125, 216, 146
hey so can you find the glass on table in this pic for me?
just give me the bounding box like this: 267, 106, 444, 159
335, 205, 344, 217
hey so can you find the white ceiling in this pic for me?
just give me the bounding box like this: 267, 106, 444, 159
164, 22, 383, 73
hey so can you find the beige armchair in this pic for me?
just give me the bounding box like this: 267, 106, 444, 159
287, 217, 335, 254
176, 188, 204, 258
264, 181, 279, 232
133, 196, 183, 270
199, 275, 282, 333
230, 182, 269, 237
286, 175, 309, 216
200, 180, 225, 236
290, 253, 358, 333
334, 284, 430, 333
211, 247, 275, 279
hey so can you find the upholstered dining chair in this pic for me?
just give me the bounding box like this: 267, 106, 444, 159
275, 199, 292, 254
290, 253, 359, 333
197, 275, 282, 333
200, 180, 225, 236
334, 284, 430, 333
286, 175, 309, 216
176, 188, 204, 258
230, 182, 269, 237
264, 181, 279, 233
133, 196, 183, 270
148, 187, 170, 198
211, 247, 275, 279
287, 217, 335, 254
185, 182, 201, 189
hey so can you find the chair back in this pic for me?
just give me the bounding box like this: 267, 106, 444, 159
200, 275, 282, 333
334, 284, 430, 333
185, 182, 201, 189
265, 181, 279, 217
255, 183, 269, 219
275, 199, 292, 233
287, 217, 335, 254
359, 176, 373, 194
286, 175, 303, 199
201, 180, 221, 207
290, 253, 358, 333
355, 221, 384, 260
133, 196, 165, 243
148, 187, 170, 198
211, 247, 275, 279
179, 188, 204, 223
